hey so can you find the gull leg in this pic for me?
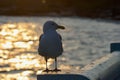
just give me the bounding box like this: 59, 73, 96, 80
53, 57, 61, 72
43, 57, 50, 73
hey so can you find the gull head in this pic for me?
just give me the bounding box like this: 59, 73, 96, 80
43, 21, 65, 33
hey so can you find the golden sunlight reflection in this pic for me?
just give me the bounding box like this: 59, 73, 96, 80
1, 42, 13, 49
14, 42, 31, 49
0, 23, 52, 80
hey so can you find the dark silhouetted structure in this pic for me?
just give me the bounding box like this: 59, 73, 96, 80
0, 0, 120, 19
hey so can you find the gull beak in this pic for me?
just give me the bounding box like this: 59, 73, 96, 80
58, 25, 65, 29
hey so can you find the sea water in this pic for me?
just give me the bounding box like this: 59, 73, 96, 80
0, 16, 120, 80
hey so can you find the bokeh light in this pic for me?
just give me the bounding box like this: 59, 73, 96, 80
0, 23, 52, 80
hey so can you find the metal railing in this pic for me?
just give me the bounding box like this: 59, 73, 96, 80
37, 43, 120, 80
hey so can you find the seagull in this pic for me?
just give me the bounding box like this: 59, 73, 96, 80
38, 21, 65, 72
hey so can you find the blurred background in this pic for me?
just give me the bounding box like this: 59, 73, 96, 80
0, 0, 120, 80
0, 0, 120, 19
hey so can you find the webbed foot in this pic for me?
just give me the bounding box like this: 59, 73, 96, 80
43, 69, 51, 73
52, 68, 61, 72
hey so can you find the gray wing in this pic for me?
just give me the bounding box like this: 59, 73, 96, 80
39, 34, 43, 41
58, 34, 62, 40
38, 33, 63, 57
58, 33, 63, 53
38, 34, 43, 53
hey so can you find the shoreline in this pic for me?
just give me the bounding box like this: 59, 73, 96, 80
0, 13, 119, 21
